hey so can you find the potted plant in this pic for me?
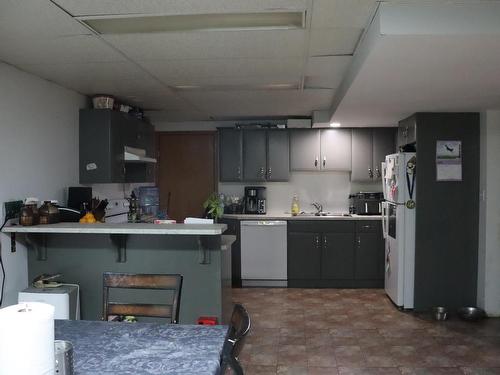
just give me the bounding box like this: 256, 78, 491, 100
203, 193, 224, 221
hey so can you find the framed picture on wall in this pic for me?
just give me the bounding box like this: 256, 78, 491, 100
436, 140, 462, 181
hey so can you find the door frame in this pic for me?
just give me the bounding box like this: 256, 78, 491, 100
155, 130, 219, 195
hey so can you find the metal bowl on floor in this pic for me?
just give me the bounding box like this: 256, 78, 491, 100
433, 306, 448, 321
457, 307, 486, 321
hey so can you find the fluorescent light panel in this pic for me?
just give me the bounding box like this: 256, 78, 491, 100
80, 12, 305, 34
173, 82, 299, 91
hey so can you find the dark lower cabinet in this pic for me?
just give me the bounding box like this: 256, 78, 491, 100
288, 232, 321, 280
219, 218, 242, 288
321, 233, 355, 280
288, 220, 383, 288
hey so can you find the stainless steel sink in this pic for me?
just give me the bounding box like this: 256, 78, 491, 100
294, 212, 351, 217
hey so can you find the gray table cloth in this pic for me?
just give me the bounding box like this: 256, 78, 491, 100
55, 320, 228, 375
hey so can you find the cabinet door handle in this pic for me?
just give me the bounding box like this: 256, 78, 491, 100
267, 167, 272, 179
315, 235, 320, 247
376, 167, 381, 178
237, 166, 241, 178
323, 236, 327, 246
323, 156, 326, 168
314, 157, 318, 168
368, 168, 373, 178
259, 167, 265, 178
357, 236, 361, 246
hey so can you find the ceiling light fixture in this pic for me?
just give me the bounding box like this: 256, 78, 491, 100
78, 11, 305, 34
172, 83, 299, 91
330, 122, 341, 127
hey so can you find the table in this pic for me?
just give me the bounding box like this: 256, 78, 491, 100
55, 320, 228, 375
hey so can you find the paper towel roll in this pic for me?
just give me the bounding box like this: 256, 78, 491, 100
0, 302, 55, 375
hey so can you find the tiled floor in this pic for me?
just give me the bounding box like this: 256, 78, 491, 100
231, 288, 500, 375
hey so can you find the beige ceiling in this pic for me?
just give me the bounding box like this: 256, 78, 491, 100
0, 0, 379, 121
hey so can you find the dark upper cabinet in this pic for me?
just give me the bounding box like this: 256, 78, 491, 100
351, 128, 373, 181
79, 109, 155, 184
289, 129, 321, 171
220, 128, 289, 182
372, 128, 396, 179
351, 128, 396, 181
290, 129, 352, 172
219, 129, 243, 182
266, 130, 289, 181
243, 130, 267, 181
398, 114, 417, 146
320, 129, 352, 171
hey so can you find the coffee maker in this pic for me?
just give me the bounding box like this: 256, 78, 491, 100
244, 187, 266, 214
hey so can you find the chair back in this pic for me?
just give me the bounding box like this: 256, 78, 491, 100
102, 272, 183, 324
220, 303, 251, 375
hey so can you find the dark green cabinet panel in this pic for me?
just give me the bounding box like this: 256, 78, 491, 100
287, 220, 383, 287
320, 129, 352, 171
321, 232, 355, 279
289, 129, 321, 171
243, 130, 267, 181
219, 218, 242, 288
287, 232, 321, 280
79, 109, 155, 184
267, 130, 289, 181
352, 128, 395, 182
220, 129, 288, 182
351, 128, 374, 182
355, 221, 384, 280
219, 129, 242, 182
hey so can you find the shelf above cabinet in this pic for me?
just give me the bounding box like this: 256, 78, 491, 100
124, 146, 157, 163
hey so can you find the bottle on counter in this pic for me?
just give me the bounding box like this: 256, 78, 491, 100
291, 194, 300, 216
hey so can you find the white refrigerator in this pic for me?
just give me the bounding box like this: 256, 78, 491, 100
381, 152, 416, 309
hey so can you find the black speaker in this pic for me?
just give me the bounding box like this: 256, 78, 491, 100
67, 187, 92, 211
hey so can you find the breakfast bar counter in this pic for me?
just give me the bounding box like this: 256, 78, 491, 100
3, 223, 232, 324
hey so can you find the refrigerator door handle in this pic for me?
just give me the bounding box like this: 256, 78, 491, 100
381, 201, 388, 239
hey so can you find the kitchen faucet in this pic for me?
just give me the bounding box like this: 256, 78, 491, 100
311, 202, 323, 215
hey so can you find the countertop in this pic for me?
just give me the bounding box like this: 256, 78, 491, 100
2, 222, 227, 235
222, 213, 382, 221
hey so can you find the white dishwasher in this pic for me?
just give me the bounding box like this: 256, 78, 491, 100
240, 220, 287, 287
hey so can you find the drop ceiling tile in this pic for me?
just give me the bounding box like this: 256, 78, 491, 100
146, 110, 208, 123
309, 27, 363, 56
304, 55, 351, 88
178, 89, 334, 118
0, 0, 89, 39
103, 29, 307, 60
0, 35, 125, 65
138, 58, 303, 83
311, 0, 377, 29
17, 62, 148, 86
53, 0, 309, 16
305, 55, 351, 77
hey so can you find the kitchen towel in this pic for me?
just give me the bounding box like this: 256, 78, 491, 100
0, 302, 55, 375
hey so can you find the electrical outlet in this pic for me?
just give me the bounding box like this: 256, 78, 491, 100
4, 200, 23, 220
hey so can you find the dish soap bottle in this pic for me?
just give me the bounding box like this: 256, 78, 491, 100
291, 194, 300, 216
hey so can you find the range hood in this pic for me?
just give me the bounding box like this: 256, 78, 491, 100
124, 146, 157, 163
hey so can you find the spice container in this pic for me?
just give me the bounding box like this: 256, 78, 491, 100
39, 201, 60, 224
19, 205, 34, 226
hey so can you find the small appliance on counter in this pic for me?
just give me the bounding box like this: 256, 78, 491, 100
349, 192, 383, 215
138, 186, 160, 221
224, 195, 243, 214
67, 187, 92, 212
244, 186, 266, 214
